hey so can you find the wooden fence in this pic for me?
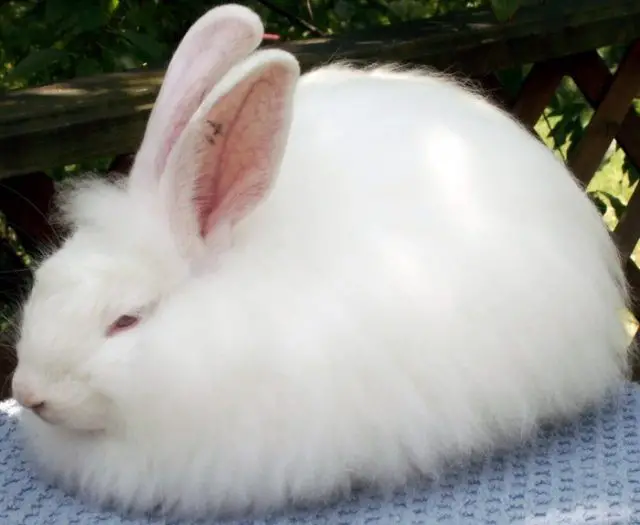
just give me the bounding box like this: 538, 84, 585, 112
1, 0, 640, 391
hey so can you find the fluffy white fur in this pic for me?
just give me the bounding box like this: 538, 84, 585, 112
12, 3, 631, 520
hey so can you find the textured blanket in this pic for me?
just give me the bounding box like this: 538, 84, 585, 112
1, 384, 640, 524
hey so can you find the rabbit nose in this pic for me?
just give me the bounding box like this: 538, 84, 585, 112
16, 393, 46, 413
25, 400, 47, 414
12, 382, 46, 414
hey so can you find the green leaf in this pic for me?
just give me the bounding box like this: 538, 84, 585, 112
334, 0, 356, 21
75, 4, 108, 33
45, 2, 109, 36
588, 192, 608, 216
489, 0, 522, 22
589, 190, 628, 220
107, 0, 120, 15
623, 155, 640, 186
45, 0, 75, 24
548, 111, 582, 153
4, 48, 70, 82
605, 192, 627, 219
120, 29, 165, 62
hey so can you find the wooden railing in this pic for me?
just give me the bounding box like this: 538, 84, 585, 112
1, 0, 640, 384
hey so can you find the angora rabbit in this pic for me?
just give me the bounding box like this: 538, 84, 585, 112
11, 2, 631, 519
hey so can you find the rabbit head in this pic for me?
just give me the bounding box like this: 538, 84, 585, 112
12, 4, 300, 432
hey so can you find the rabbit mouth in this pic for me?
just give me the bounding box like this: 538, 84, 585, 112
28, 404, 63, 427
24, 403, 108, 434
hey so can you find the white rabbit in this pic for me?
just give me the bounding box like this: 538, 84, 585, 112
11, 2, 631, 519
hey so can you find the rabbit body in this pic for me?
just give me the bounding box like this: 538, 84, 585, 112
14, 5, 629, 520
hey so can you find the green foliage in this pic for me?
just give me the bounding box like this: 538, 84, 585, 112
488, 0, 522, 21
1, 0, 505, 92
1, 0, 206, 90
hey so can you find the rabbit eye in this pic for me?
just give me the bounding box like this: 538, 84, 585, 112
107, 314, 140, 337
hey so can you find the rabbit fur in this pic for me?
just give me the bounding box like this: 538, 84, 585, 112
11, 3, 631, 519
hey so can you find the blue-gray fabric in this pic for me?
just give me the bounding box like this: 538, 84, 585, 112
1, 383, 640, 524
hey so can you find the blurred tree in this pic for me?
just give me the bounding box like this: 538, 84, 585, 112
0, 0, 494, 93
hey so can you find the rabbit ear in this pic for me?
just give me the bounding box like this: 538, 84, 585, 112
128, 4, 264, 194
159, 49, 300, 257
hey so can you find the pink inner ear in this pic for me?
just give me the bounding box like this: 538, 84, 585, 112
193, 68, 290, 238
154, 17, 258, 178
128, 10, 264, 194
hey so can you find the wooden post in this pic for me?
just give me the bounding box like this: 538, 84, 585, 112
567, 41, 640, 186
